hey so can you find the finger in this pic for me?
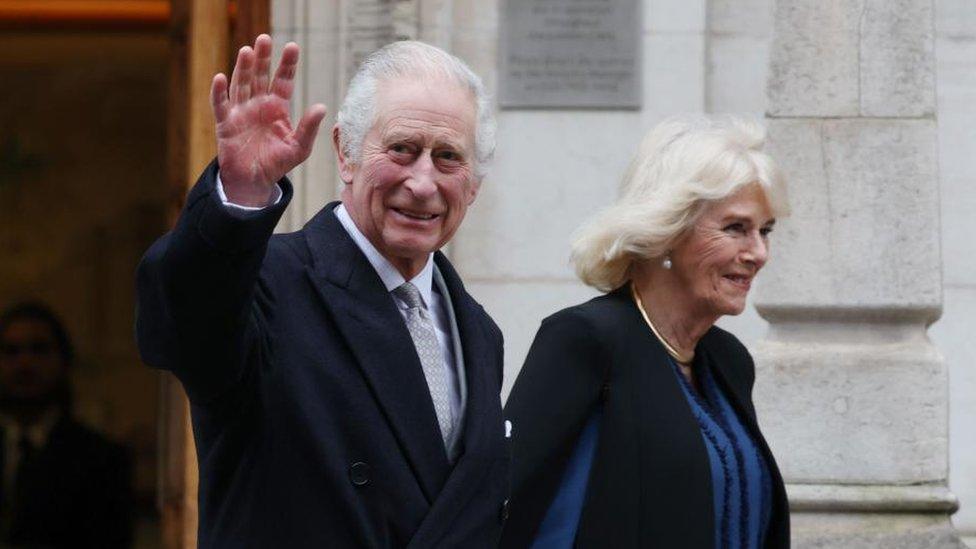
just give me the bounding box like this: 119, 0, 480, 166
229, 46, 255, 105
270, 42, 300, 101
252, 34, 273, 97
210, 73, 231, 123
293, 104, 328, 155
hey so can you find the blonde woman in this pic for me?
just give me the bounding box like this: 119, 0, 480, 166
501, 116, 791, 549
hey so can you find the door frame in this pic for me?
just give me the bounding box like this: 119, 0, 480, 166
163, 1, 269, 546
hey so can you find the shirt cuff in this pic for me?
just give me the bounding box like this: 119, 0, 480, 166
215, 172, 283, 211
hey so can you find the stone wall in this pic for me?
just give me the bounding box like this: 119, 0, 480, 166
706, 0, 975, 543
456, 0, 709, 397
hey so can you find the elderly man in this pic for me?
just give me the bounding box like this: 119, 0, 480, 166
136, 35, 508, 548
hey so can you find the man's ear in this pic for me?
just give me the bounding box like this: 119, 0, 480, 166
333, 125, 354, 184
466, 177, 482, 206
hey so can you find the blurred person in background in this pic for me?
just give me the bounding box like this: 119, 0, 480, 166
0, 302, 132, 549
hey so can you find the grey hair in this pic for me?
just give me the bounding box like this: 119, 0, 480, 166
335, 40, 496, 179
571, 114, 790, 292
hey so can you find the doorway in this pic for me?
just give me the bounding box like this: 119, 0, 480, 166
0, 1, 268, 547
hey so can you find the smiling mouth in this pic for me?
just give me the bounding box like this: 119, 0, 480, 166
393, 208, 439, 221
723, 274, 752, 287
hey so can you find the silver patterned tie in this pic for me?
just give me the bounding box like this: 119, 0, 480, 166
393, 282, 456, 454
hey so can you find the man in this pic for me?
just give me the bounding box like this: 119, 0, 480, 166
136, 35, 508, 547
0, 302, 133, 548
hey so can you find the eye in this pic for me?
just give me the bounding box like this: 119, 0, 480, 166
723, 222, 746, 234
388, 142, 417, 160
435, 149, 462, 162
760, 226, 774, 237
433, 149, 465, 170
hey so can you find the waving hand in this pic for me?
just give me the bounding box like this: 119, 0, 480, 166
210, 34, 327, 206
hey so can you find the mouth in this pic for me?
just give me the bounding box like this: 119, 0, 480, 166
722, 274, 753, 290
392, 207, 439, 222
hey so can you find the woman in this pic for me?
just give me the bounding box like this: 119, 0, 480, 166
500, 116, 791, 549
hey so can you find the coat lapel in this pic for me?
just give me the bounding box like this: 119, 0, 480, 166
699, 335, 772, 454
435, 253, 494, 465
406, 253, 501, 548
701, 336, 791, 546
302, 205, 450, 502
611, 298, 716, 547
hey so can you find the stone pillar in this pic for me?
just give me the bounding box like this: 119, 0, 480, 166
272, 0, 341, 230
757, 0, 965, 547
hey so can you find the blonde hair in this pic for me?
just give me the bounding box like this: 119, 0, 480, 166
571, 114, 789, 292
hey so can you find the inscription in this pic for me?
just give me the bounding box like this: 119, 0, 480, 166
500, 0, 640, 108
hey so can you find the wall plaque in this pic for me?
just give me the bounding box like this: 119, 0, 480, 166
500, 0, 641, 109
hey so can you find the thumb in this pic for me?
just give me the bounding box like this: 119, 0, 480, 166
294, 104, 328, 156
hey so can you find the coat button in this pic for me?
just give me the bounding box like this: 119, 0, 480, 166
499, 499, 509, 523
349, 462, 371, 486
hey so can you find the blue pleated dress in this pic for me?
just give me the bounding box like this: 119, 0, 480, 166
531, 359, 772, 549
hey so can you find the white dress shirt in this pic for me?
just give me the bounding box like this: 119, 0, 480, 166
216, 177, 463, 422
0, 408, 60, 511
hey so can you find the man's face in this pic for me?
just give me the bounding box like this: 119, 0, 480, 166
336, 76, 480, 278
0, 319, 65, 406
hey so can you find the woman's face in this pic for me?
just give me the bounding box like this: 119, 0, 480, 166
670, 184, 776, 318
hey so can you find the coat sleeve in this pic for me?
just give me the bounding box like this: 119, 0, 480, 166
704, 326, 758, 419
500, 308, 608, 548
135, 159, 292, 403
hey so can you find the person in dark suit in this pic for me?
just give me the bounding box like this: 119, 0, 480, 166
136, 35, 508, 547
0, 302, 133, 549
501, 116, 791, 549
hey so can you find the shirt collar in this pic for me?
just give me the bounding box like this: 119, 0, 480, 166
335, 203, 435, 308
0, 407, 61, 449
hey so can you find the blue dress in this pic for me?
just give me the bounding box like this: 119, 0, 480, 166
530, 407, 602, 549
531, 360, 772, 549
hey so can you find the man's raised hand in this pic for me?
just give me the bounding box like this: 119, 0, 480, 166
210, 34, 327, 207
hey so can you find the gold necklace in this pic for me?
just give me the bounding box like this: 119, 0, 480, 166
630, 282, 695, 364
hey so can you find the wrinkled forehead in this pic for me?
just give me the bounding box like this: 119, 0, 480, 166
372, 76, 478, 139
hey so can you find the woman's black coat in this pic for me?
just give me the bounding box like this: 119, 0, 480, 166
500, 287, 790, 548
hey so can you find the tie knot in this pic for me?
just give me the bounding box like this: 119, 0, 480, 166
393, 282, 425, 310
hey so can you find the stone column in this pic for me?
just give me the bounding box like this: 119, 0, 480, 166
757, 0, 965, 547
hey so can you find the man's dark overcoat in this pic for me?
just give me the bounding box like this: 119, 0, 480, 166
136, 162, 509, 548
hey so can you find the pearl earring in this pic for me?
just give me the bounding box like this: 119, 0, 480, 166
662, 255, 672, 270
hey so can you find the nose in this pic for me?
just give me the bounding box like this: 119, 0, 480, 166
404, 150, 438, 199
743, 231, 769, 270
